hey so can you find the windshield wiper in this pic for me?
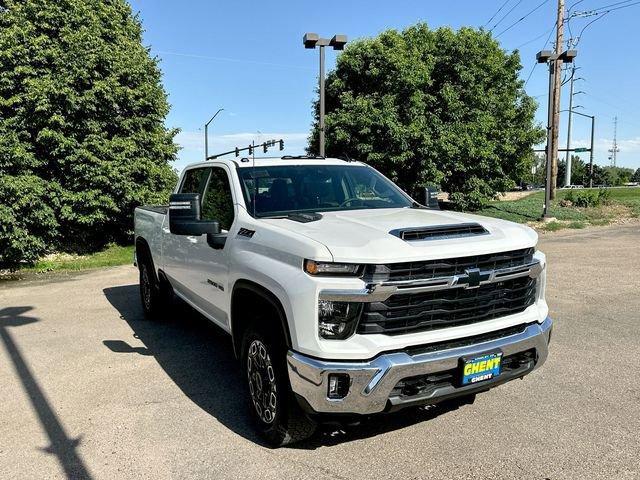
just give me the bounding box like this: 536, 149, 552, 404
260, 212, 323, 223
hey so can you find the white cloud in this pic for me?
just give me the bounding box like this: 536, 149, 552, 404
173, 131, 309, 171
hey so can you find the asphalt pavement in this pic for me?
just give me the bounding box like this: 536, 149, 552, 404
1, 224, 639, 479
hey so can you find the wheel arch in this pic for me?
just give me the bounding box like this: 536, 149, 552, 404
230, 279, 292, 358
135, 237, 159, 285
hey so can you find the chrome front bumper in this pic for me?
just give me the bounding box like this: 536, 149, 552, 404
287, 317, 552, 415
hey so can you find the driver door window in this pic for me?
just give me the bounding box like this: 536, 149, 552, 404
201, 167, 235, 231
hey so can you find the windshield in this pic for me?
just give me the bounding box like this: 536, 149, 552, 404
238, 164, 413, 217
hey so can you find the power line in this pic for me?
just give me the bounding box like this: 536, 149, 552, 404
515, 23, 556, 49
490, 0, 524, 31
596, 0, 640, 12
483, 0, 513, 27
524, 24, 557, 86
495, 0, 551, 38
567, 0, 586, 13
153, 50, 315, 70
572, 11, 610, 46
584, 0, 636, 13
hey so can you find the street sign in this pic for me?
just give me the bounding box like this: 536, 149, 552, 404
574, 147, 590, 152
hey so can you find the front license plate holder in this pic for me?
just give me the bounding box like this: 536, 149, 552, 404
460, 351, 503, 386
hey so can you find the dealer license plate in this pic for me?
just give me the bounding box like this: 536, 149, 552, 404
461, 351, 503, 385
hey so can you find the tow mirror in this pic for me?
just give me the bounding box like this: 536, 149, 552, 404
169, 193, 220, 236
420, 185, 440, 209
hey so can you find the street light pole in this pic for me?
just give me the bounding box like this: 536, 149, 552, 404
560, 108, 595, 188
319, 44, 326, 157
544, 60, 555, 219
304, 33, 348, 157
204, 108, 224, 161
537, 49, 577, 219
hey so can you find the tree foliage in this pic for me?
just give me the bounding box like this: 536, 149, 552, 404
0, 0, 178, 269
309, 23, 545, 209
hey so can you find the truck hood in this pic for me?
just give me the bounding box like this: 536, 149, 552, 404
263, 208, 537, 263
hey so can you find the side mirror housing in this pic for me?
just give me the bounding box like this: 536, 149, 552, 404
420, 185, 440, 209
169, 193, 220, 236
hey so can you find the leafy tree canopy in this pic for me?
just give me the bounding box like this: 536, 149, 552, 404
0, 0, 178, 269
309, 23, 545, 209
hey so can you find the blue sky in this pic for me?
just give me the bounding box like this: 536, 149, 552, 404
128, 0, 640, 171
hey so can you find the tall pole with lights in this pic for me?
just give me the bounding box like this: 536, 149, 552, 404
204, 108, 224, 161
537, 49, 577, 219
303, 33, 348, 157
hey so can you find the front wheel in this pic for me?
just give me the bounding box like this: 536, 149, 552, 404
242, 326, 316, 447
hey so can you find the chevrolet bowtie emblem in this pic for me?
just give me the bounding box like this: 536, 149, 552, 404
457, 268, 491, 289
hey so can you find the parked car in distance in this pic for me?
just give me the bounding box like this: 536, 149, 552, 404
134, 156, 552, 446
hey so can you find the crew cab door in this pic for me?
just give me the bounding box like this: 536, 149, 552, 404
162, 164, 235, 329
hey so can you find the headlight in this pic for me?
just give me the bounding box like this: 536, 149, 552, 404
304, 259, 361, 276
318, 300, 362, 340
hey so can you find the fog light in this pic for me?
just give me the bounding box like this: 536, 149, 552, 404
328, 373, 350, 399
318, 300, 362, 340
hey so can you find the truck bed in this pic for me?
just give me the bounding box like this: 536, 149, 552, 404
134, 205, 168, 269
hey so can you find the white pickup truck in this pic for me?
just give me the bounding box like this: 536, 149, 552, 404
134, 156, 552, 446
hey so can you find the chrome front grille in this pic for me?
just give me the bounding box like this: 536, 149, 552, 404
356, 248, 539, 336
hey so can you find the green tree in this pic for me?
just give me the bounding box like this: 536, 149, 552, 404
556, 155, 587, 187
603, 166, 634, 186
589, 164, 612, 186
308, 23, 544, 209
0, 0, 178, 269
631, 168, 640, 183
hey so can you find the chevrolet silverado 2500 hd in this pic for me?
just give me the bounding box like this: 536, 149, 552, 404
133, 156, 552, 446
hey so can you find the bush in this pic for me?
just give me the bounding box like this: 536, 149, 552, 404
0, 175, 59, 269
560, 188, 611, 209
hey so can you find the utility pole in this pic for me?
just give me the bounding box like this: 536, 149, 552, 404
564, 66, 577, 187
562, 109, 595, 187
589, 114, 595, 187
608, 116, 619, 166
550, 0, 565, 199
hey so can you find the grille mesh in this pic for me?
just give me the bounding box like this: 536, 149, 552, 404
363, 248, 535, 283
359, 248, 538, 336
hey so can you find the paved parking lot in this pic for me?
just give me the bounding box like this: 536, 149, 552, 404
1, 224, 639, 479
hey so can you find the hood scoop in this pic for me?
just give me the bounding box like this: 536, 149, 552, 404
390, 223, 488, 241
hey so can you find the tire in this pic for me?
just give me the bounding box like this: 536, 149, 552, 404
139, 260, 165, 320
241, 324, 316, 447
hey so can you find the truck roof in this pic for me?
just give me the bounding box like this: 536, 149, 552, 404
182, 157, 365, 170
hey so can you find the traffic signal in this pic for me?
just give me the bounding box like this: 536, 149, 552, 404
248, 145, 253, 155
263, 142, 268, 153
235, 147, 239, 157
279, 140, 284, 151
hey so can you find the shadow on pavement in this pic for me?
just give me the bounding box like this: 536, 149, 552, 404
102, 284, 263, 444
102, 285, 468, 449
0, 306, 92, 479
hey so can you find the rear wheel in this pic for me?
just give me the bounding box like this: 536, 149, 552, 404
242, 325, 316, 447
139, 260, 169, 319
